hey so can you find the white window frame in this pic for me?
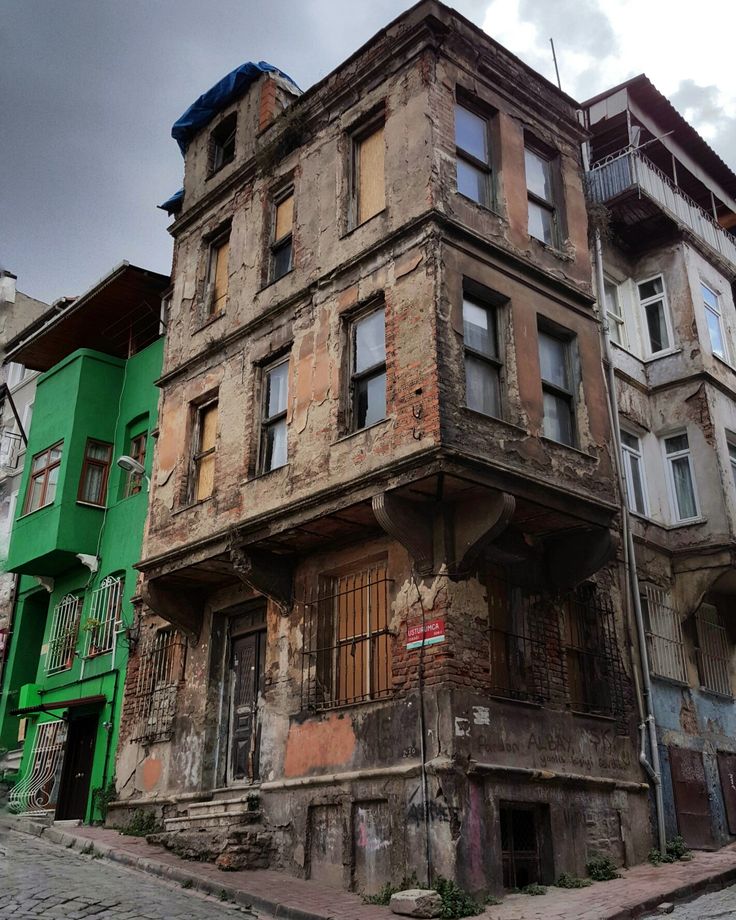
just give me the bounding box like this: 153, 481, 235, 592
604, 277, 627, 348
663, 432, 700, 523
637, 274, 675, 359
727, 434, 736, 491
620, 428, 649, 516
701, 282, 729, 362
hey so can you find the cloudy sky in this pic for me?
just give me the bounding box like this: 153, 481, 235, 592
2, 0, 734, 305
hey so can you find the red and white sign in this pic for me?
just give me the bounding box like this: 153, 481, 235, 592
406, 617, 445, 650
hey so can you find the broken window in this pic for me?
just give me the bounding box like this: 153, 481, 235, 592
209, 112, 237, 174
78, 439, 112, 506
463, 294, 501, 417
695, 604, 732, 697
350, 307, 386, 430
259, 358, 288, 473
455, 101, 492, 207
702, 282, 728, 360
637, 276, 672, 356
525, 145, 559, 246
620, 429, 648, 516
124, 431, 147, 497
190, 399, 217, 502
642, 585, 688, 683
352, 121, 385, 226
204, 231, 230, 317
538, 326, 576, 446
302, 564, 392, 709
664, 433, 698, 522
271, 190, 294, 281
24, 442, 62, 514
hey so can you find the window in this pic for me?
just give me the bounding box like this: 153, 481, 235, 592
47, 594, 81, 674
191, 400, 217, 502
637, 276, 672, 356
604, 279, 626, 347
620, 430, 648, 515
125, 432, 147, 497
271, 190, 294, 281
695, 604, 732, 696
350, 308, 386, 430
259, 359, 288, 473
84, 575, 124, 657
352, 122, 385, 226
78, 439, 112, 506
538, 328, 575, 446
209, 112, 237, 174
204, 231, 230, 317
563, 587, 614, 715
303, 564, 391, 709
130, 628, 187, 743
642, 586, 687, 683
24, 442, 62, 514
455, 101, 492, 207
728, 438, 736, 489
463, 295, 501, 417
525, 146, 558, 246
702, 283, 728, 360
664, 433, 698, 521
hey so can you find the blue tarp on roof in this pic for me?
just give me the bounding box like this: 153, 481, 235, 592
171, 60, 300, 154
158, 187, 184, 214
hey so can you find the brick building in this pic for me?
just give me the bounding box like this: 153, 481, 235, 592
111, 2, 651, 895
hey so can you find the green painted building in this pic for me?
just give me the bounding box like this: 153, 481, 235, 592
0, 263, 169, 822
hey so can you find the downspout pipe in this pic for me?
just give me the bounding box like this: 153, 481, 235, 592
592, 227, 667, 854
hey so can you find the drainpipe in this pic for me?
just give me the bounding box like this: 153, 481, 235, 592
592, 229, 667, 855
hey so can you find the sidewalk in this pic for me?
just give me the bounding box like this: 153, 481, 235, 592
8, 816, 736, 920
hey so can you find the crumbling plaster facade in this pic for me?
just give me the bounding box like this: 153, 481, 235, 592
112, 1, 651, 896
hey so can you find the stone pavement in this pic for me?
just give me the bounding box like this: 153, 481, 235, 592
641, 883, 736, 919
0, 823, 258, 919
7, 816, 736, 920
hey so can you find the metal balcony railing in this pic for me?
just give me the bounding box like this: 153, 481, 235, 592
587, 149, 736, 270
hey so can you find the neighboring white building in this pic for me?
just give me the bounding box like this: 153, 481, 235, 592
0, 270, 49, 675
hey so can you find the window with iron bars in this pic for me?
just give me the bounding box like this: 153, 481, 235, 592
641, 585, 688, 684
487, 567, 626, 718
129, 628, 187, 743
46, 595, 81, 674
695, 604, 732, 697
301, 564, 393, 710
83, 575, 124, 658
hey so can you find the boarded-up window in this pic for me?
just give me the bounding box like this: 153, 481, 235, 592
192, 401, 217, 501
355, 124, 385, 226
303, 564, 392, 709
207, 234, 230, 316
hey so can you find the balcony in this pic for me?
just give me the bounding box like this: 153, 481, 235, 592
587, 149, 736, 272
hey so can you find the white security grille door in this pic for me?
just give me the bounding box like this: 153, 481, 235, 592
8, 720, 67, 815
46, 595, 81, 674
644, 586, 688, 683
84, 576, 123, 656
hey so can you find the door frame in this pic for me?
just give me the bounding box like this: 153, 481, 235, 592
55, 711, 99, 822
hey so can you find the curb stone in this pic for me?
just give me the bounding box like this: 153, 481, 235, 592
9, 818, 336, 920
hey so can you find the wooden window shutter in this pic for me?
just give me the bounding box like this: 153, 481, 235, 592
357, 125, 385, 224
274, 194, 294, 242
196, 404, 218, 500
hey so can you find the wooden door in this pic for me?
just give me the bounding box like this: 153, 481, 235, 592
55, 714, 98, 821
229, 628, 265, 783
669, 746, 715, 849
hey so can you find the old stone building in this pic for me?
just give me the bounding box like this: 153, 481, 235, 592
585, 77, 736, 851
111, 2, 651, 895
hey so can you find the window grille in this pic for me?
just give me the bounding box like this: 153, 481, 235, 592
0, 428, 22, 470
130, 629, 187, 743
488, 568, 626, 719
46, 595, 81, 674
302, 565, 393, 710
642, 586, 688, 683
84, 575, 124, 657
8, 720, 67, 815
696, 604, 732, 697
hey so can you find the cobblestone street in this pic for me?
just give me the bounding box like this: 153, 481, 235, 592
644, 883, 736, 919
0, 825, 262, 919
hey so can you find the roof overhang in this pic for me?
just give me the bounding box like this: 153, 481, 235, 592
5, 262, 170, 372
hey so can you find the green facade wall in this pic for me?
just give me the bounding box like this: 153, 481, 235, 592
0, 338, 163, 822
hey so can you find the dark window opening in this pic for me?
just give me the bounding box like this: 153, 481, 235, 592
500, 804, 552, 889
210, 113, 237, 174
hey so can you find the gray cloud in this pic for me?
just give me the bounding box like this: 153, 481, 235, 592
519, 0, 618, 55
